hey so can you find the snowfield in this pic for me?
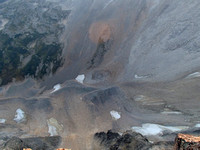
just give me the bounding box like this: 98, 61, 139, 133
132, 123, 188, 136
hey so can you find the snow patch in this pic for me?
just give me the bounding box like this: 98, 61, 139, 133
75, 74, 85, 84
110, 110, 121, 120
51, 84, 61, 93
0, 19, 8, 31
47, 118, 63, 136
194, 124, 200, 128
186, 72, 200, 79
0, 119, 6, 124
118, 132, 123, 136
132, 123, 188, 136
48, 124, 58, 136
134, 74, 149, 79
14, 109, 26, 123
161, 111, 182, 115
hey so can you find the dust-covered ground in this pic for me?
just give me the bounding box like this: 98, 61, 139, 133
1, 76, 200, 149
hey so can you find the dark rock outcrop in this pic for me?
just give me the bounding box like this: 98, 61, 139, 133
94, 130, 149, 150
93, 130, 174, 150
2, 136, 61, 150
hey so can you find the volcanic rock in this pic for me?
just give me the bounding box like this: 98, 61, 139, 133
2, 136, 61, 150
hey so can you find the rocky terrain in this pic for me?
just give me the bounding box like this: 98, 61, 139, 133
1, 0, 200, 150
93, 130, 174, 150
0, 0, 70, 85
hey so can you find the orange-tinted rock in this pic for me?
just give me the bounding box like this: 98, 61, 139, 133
89, 22, 111, 43
174, 133, 200, 150
57, 149, 71, 150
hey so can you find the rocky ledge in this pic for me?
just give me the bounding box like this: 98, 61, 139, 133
2, 132, 200, 150
93, 130, 174, 150
1, 136, 61, 150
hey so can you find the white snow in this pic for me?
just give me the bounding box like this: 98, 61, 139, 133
75, 74, 85, 84
0, 19, 8, 31
47, 118, 63, 136
135, 74, 144, 79
132, 123, 188, 136
194, 124, 200, 128
0, 119, 6, 124
186, 72, 200, 79
134, 74, 149, 79
161, 111, 182, 115
110, 110, 121, 120
14, 109, 26, 123
48, 124, 58, 136
51, 84, 61, 93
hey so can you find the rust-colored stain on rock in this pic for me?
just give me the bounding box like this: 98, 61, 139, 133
89, 22, 111, 43
177, 133, 200, 143
174, 133, 200, 150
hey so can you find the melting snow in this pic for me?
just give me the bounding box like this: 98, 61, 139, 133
132, 123, 188, 136
194, 124, 200, 128
161, 111, 182, 115
0, 119, 6, 124
0, 19, 8, 31
110, 110, 121, 120
14, 109, 26, 123
134, 74, 149, 79
48, 124, 58, 136
75, 74, 85, 84
47, 118, 63, 136
51, 84, 61, 93
186, 72, 200, 79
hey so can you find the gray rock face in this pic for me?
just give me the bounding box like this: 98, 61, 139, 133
41, 0, 200, 85
1, 0, 200, 84
125, 0, 200, 81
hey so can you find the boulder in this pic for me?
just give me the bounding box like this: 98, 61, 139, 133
94, 130, 150, 150
94, 130, 175, 150
2, 136, 61, 150
174, 133, 200, 150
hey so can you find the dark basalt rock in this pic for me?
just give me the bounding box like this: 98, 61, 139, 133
94, 130, 121, 148
2, 136, 61, 150
94, 130, 150, 150
87, 38, 112, 69
3, 137, 25, 150
94, 130, 174, 150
